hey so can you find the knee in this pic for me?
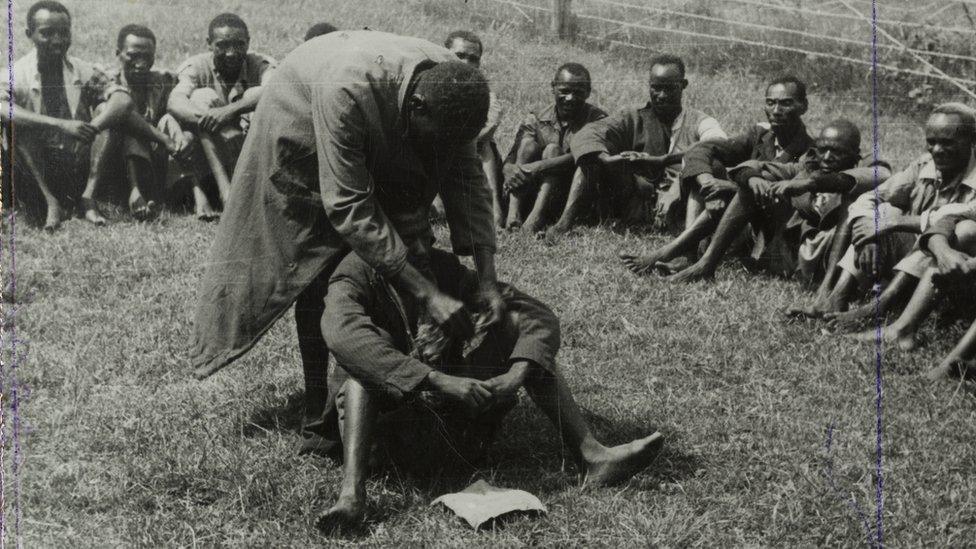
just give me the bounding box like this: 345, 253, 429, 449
190, 87, 222, 110
954, 219, 976, 254
541, 143, 561, 160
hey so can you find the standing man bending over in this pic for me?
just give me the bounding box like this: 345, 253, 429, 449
188, 31, 504, 459
566, 54, 726, 236
167, 12, 275, 219
1, 0, 135, 230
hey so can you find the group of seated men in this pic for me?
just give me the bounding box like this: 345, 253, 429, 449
0, 1, 339, 230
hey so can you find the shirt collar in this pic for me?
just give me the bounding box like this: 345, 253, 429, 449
207, 53, 250, 88
25, 49, 81, 90
918, 151, 976, 190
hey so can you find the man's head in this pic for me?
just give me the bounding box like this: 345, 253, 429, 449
816, 120, 861, 173
116, 24, 156, 84
764, 75, 808, 131
406, 61, 490, 150
925, 103, 976, 178
647, 54, 687, 121
551, 62, 592, 122
444, 30, 484, 68
304, 22, 338, 42
207, 13, 249, 79
26, 1, 71, 63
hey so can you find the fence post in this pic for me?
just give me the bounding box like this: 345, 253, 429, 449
550, 0, 574, 39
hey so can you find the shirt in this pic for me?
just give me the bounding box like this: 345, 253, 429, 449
189, 31, 497, 379
110, 68, 178, 125
847, 151, 976, 233
170, 51, 276, 105
1, 48, 129, 149
681, 122, 815, 182
503, 102, 608, 162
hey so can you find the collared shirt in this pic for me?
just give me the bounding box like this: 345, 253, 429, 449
504, 102, 608, 162
190, 31, 497, 379
681, 121, 814, 182
1, 49, 128, 148
848, 151, 976, 232
571, 104, 726, 160
109, 68, 178, 126
170, 51, 276, 105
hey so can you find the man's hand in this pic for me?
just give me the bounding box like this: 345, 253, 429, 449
618, 151, 668, 169
856, 242, 879, 275
425, 289, 475, 339
851, 216, 883, 248
426, 371, 493, 413
171, 130, 196, 161
478, 283, 506, 325
935, 247, 973, 282
198, 105, 239, 133
747, 177, 775, 202
770, 179, 812, 199
700, 178, 737, 200
59, 120, 97, 143
483, 361, 530, 400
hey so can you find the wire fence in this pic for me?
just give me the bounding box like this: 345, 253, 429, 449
476, 0, 976, 99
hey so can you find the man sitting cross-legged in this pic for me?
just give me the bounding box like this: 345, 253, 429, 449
502, 63, 607, 233
315, 248, 664, 532
663, 120, 890, 283
620, 75, 814, 274
560, 54, 726, 238
99, 24, 196, 221
790, 104, 976, 322
167, 12, 275, 220
845, 205, 976, 352
1, 1, 135, 230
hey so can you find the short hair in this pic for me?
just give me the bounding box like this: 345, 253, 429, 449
415, 61, 490, 142
444, 29, 483, 55
117, 24, 156, 50
823, 119, 861, 151
766, 75, 807, 102
304, 22, 338, 42
27, 0, 69, 34
208, 12, 248, 39
552, 62, 591, 88
648, 54, 685, 78
931, 102, 976, 140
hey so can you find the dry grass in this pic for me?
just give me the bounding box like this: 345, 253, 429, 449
4, 0, 976, 546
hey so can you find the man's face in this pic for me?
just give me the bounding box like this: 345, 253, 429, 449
925, 113, 975, 177
28, 9, 71, 63
816, 126, 859, 173
117, 35, 156, 84
551, 70, 591, 121
764, 83, 807, 130
208, 25, 249, 78
447, 38, 481, 68
647, 63, 686, 119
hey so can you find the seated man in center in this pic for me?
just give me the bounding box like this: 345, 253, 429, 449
665, 120, 890, 283
503, 62, 607, 233
316, 247, 664, 532
620, 76, 814, 274
167, 12, 276, 220
558, 54, 727, 236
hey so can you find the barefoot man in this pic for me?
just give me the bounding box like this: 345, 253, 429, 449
316, 248, 664, 533
188, 31, 504, 460
1, 1, 135, 230
620, 76, 814, 275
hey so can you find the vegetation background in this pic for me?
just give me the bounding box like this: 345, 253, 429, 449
3, 0, 976, 545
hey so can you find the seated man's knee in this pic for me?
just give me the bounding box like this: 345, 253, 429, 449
189, 87, 223, 111
955, 219, 976, 254
541, 143, 562, 160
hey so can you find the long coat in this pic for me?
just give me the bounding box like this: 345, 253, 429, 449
189, 31, 496, 379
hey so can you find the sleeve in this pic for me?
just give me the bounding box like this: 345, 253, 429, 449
323, 276, 433, 400
170, 58, 201, 101
256, 54, 277, 85
312, 83, 410, 276
440, 141, 497, 256
85, 64, 130, 104
919, 214, 964, 252
839, 161, 892, 195
696, 115, 727, 142
485, 92, 503, 132
681, 126, 758, 181
570, 109, 634, 161
846, 162, 920, 224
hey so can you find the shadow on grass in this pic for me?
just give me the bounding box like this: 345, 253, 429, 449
242, 390, 306, 437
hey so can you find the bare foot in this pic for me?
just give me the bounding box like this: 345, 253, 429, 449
315, 496, 366, 535
82, 198, 107, 226
785, 299, 836, 320
584, 431, 664, 486
542, 223, 570, 246
195, 199, 219, 222
656, 256, 691, 276
666, 262, 714, 283
43, 201, 65, 232
618, 249, 667, 276
849, 326, 918, 351
823, 305, 876, 331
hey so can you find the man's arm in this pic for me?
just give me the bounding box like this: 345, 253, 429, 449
571, 109, 635, 165
166, 61, 205, 126
681, 127, 758, 185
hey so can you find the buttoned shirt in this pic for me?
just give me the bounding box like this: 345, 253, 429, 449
170, 51, 276, 105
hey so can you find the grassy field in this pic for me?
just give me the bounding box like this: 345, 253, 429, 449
5, 0, 976, 546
